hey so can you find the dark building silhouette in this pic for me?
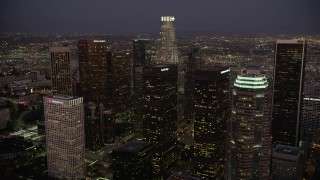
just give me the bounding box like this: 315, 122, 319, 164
78, 39, 108, 105
142, 64, 178, 177
103, 109, 116, 144
112, 140, 153, 180
85, 102, 104, 151
49, 46, 72, 96
272, 39, 307, 147
184, 46, 203, 124
107, 52, 132, 123
225, 68, 272, 179
192, 66, 229, 179
132, 38, 151, 138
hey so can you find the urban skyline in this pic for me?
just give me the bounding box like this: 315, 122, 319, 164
1, 8, 320, 179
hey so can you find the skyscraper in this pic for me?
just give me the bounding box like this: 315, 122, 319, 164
78, 39, 108, 105
142, 64, 178, 177
44, 95, 85, 179
133, 38, 151, 137
272, 39, 307, 147
158, 16, 184, 131
49, 46, 72, 96
158, 16, 178, 64
184, 46, 203, 124
302, 96, 320, 144
225, 68, 272, 179
107, 52, 131, 122
193, 66, 229, 179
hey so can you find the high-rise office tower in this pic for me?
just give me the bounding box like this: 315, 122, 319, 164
193, 67, 229, 179
225, 69, 272, 180
78, 39, 108, 105
113, 140, 153, 180
107, 52, 131, 122
158, 16, 178, 64
184, 46, 203, 124
133, 38, 151, 137
158, 16, 184, 130
302, 96, 320, 144
272, 39, 307, 147
44, 95, 85, 179
49, 46, 72, 95
142, 64, 178, 177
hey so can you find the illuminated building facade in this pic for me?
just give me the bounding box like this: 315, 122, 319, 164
44, 95, 85, 179
225, 69, 272, 179
133, 38, 151, 137
113, 140, 153, 180
272, 39, 306, 147
142, 64, 178, 177
193, 67, 229, 179
107, 52, 131, 122
158, 16, 178, 64
158, 16, 185, 131
302, 96, 320, 144
49, 46, 72, 96
78, 39, 108, 105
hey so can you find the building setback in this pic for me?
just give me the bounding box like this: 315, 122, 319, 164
272, 39, 306, 147
193, 66, 229, 179
44, 95, 85, 179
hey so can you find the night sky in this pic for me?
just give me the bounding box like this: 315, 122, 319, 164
1, 0, 319, 34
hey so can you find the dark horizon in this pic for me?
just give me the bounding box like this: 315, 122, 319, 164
1, 0, 320, 35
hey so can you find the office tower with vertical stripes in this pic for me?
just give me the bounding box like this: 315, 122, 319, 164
272, 39, 306, 147
49, 46, 72, 96
44, 95, 85, 179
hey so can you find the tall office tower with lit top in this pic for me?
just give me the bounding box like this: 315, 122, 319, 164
44, 95, 85, 179
158, 16, 178, 64
142, 64, 178, 177
272, 39, 306, 147
158, 16, 185, 130
193, 67, 230, 179
49, 46, 72, 96
225, 69, 272, 180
